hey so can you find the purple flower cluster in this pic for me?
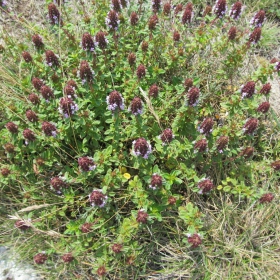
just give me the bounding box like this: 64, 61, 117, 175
106, 90, 125, 112
132, 138, 152, 159
229, 1, 243, 20
105, 10, 120, 30
89, 189, 108, 207
59, 97, 78, 118
213, 0, 227, 19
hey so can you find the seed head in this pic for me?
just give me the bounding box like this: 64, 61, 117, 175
243, 118, 258, 134
78, 156, 96, 172
228, 26, 237, 40
133, 137, 152, 159
182, 7, 193, 24
148, 14, 158, 30
152, 0, 161, 13
89, 189, 108, 207
216, 136, 229, 153
240, 81, 256, 99
149, 84, 159, 97
141, 41, 149, 52
257, 101, 270, 114
213, 0, 227, 19
15, 220, 30, 230
26, 110, 38, 122
168, 196, 176, 205
173, 31, 180, 42
34, 253, 47, 265
129, 97, 143, 115
81, 32, 95, 52
32, 34, 44, 49
128, 52, 136, 66
97, 266, 107, 277
106, 90, 125, 112
187, 86, 200, 106
250, 10, 265, 27
271, 160, 280, 171
136, 209, 148, 223
78, 60, 94, 84
32, 77, 44, 91
22, 51, 33, 63
249, 27, 262, 45
1, 168, 10, 177
203, 5, 212, 17
187, 233, 202, 248
80, 223, 94, 233
229, 1, 243, 20
160, 128, 174, 144
150, 173, 163, 189
45, 50, 59, 67
42, 121, 57, 137
111, 0, 122, 12
48, 3, 62, 25
136, 64, 146, 79
260, 193, 274, 203
130, 11, 139, 25
105, 10, 120, 30
163, 2, 171, 15
241, 146, 254, 158
112, 243, 122, 253
6, 122, 18, 134
28, 93, 40, 105
198, 178, 214, 194
194, 139, 208, 153
4, 143, 15, 153
198, 118, 214, 135
184, 78, 193, 90
40, 85, 54, 101
260, 83, 271, 95
95, 31, 108, 49
61, 253, 74, 263
23, 129, 36, 143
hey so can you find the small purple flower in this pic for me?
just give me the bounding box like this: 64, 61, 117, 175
149, 173, 163, 190
111, 0, 122, 12
240, 81, 256, 99
198, 178, 214, 194
59, 97, 78, 118
0, 1, 7, 8
159, 128, 174, 144
213, 0, 227, 19
250, 10, 265, 28
81, 32, 96, 52
78, 156, 96, 172
194, 139, 208, 153
274, 61, 280, 72
48, 3, 62, 25
23, 129, 36, 145
248, 27, 262, 45
95, 31, 109, 49
42, 121, 57, 137
216, 136, 229, 153
45, 50, 59, 67
187, 86, 200, 107
132, 137, 152, 159
257, 102, 270, 114
78, 60, 95, 84
32, 34, 44, 49
106, 90, 125, 112
40, 85, 54, 101
243, 118, 258, 135
152, 0, 161, 13
187, 233, 202, 248
129, 97, 144, 115
105, 10, 120, 30
182, 7, 194, 24
50, 176, 67, 193
198, 118, 214, 135
89, 189, 108, 207
229, 1, 243, 20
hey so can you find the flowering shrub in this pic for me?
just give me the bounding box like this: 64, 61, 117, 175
0, 0, 279, 278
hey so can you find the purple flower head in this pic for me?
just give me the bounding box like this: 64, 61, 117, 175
187, 86, 200, 107
213, 0, 227, 19
80, 222, 94, 233
89, 189, 108, 207
271, 160, 280, 171
216, 136, 229, 153
257, 101, 270, 114
34, 253, 47, 265
137, 64, 146, 79
173, 30, 180, 42
32, 77, 44, 91
48, 3, 62, 25
163, 2, 171, 15
229, 1, 243, 20
22, 51, 33, 63
243, 118, 258, 135
182, 7, 194, 24
274, 61, 280, 72
260, 193, 274, 203
64, 84, 77, 99
198, 118, 214, 135
149, 173, 163, 189
51, 176, 67, 193
228, 26, 237, 40
1, 168, 10, 177
78, 60, 95, 84
260, 83, 271, 95
249, 27, 262, 45
111, 0, 122, 12
32, 34, 44, 49
130, 11, 139, 26
241, 146, 254, 158
59, 97, 78, 118
81, 32, 96, 52
61, 253, 74, 263
152, 0, 161, 13
132, 137, 152, 159
6, 122, 18, 134
250, 10, 265, 27
42, 121, 57, 137
0, 1, 7, 8
129, 97, 143, 115
159, 128, 174, 144
26, 110, 38, 122
240, 81, 256, 99
198, 178, 214, 194
105, 10, 120, 30
136, 209, 148, 223
187, 233, 202, 248
40, 85, 54, 101
78, 156, 96, 172
95, 31, 109, 49
128, 52, 136, 66
184, 78, 193, 90
148, 14, 158, 30
106, 90, 125, 112
141, 41, 149, 52
112, 243, 123, 253
23, 129, 36, 145
149, 84, 159, 97
28, 93, 40, 105
194, 138, 208, 153
45, 50, 59, 67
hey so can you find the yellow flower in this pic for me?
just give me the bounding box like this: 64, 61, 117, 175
123, 173, 131, 180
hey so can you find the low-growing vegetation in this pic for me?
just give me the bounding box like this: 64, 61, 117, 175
0, 0, 280, 279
